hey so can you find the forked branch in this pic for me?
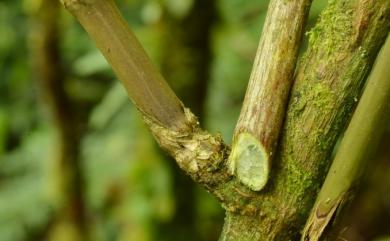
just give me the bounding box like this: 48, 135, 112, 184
61, 0, 390, 240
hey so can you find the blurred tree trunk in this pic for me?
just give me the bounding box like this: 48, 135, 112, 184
157, 1, 219, 241
28, 1, 87, 240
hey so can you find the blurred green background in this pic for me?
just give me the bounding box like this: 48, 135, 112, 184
0, 0, 389, 241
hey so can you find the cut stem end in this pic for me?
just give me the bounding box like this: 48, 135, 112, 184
229, 132, 270, 191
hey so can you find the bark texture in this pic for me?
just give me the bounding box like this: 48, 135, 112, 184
219, 0, 390, 240
231, 0, 312, 191
61, 0, 233, 195
302, 34, 390, 241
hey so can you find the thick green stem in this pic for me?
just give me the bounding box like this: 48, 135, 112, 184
302, 34, 390, 241
230, 0, 312, 191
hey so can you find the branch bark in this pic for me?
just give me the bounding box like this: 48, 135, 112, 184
219, 0, 390, 240
302, 34, 390, 241
62, 0, 188, 131
61, 0, 232, 194
230, 0, 312, 191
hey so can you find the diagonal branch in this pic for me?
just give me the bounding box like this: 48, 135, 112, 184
61, 0, 186, 131
229, 0, 312, 191
61, 0, 231, 194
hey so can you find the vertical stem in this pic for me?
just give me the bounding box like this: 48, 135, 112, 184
230, 0, 312, 191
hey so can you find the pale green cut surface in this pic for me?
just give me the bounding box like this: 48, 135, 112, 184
229, 132, 269, 191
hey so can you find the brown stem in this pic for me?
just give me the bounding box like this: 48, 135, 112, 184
62, 0, 187, 131
230, 0, 312, 191
61, 0, 232, 194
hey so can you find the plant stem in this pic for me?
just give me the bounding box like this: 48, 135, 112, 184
218, 1, 390, 240
62, 0, 187, 131
61, 0, 232, 195
302, 34, 390, 241
230, 0, 312, 191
